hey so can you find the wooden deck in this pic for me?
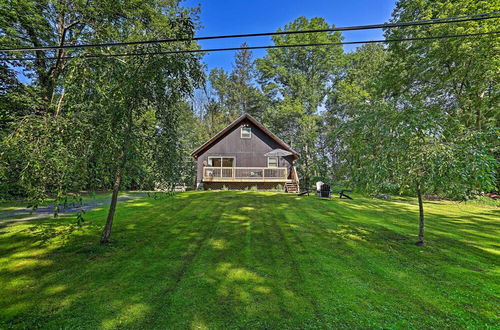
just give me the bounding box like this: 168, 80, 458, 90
203, 167, 292, 182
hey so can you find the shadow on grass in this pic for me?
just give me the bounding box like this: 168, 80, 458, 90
0, 191, 498, 328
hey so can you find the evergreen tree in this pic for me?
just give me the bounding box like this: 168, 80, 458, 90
230, 43, 265, 119
256, 17, 345, 187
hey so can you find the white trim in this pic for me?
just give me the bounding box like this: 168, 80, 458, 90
267, 156, 278, 167
241, 127, 252, 139
203, 166, 289, 182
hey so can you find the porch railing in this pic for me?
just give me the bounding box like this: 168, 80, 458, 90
203, 167, 288, 181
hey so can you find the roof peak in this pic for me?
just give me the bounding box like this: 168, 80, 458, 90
191, 113, 298, 158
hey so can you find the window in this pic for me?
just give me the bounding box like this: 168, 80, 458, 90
222, 158, 234, 167
268, 157, 278, 167
208, 157, 220, 167
208, 157, 235, 167
241, 127, 252, 139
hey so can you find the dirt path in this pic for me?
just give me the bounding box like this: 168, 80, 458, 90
0, 194, 145, 226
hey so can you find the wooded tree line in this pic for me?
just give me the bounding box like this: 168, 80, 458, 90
1, 0, 498, 244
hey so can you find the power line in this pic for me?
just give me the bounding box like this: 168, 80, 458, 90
1, 11, 499, 53
1, 31, 497, 62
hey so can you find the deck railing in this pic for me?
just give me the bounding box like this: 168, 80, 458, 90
203, 167, 288, 181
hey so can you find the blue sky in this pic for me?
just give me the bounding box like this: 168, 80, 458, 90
185, 0, 398, 72
15, 1, 398, 83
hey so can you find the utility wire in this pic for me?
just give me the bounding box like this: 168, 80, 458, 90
1, 31, 498, 62
0, 11, 499, 53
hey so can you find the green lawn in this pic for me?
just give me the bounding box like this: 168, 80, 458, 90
0, 191, 498, 328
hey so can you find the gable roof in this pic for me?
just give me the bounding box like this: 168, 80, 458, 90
191, 113, 299, 159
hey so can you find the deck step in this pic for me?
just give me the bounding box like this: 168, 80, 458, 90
284, 182, 299, 193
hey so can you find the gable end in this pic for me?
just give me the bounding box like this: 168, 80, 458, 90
191, 113, 298, 159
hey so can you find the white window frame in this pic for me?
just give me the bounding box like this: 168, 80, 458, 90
207, 156, 235, 167
267, 156, 279, 168
241, 127, 252, 139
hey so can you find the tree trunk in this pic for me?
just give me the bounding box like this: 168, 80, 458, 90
476, 106, 481, 131
100, 155, 123, 245
99, 107, 133, 245
416, 184, 425, 246
476, 91, 485, 131
304, 143, 310, 190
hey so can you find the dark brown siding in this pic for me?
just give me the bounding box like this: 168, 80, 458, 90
196, 119, 294, 183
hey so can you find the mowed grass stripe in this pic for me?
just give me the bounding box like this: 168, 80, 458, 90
151, 192, 290, 328
242, 193, 316, 327
150, 193, 245, 326
142, 196, 227, 327
301, 197, 457, 324
285, 195, 498, 327
0, 191, 498, 328
282, 197, 431, 328
102, 193, 225, 328
1, 194, 221, 328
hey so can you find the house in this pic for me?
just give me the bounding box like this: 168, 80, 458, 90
191, 113, 300, 192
